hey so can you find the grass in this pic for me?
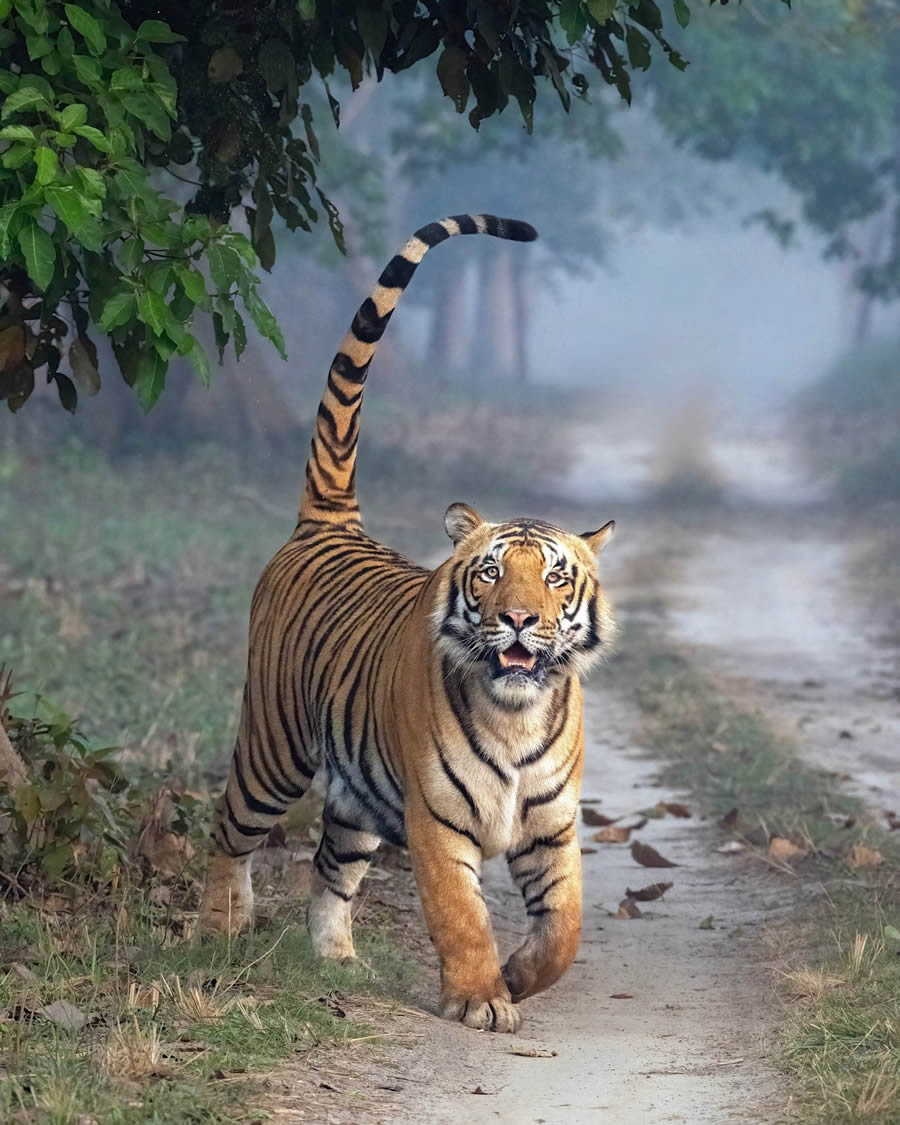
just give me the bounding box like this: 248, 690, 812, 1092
0, 894, 416, 1124
611, 618, 900, 1124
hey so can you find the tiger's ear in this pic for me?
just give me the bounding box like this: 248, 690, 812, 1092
444, 502, 484, 546
581, 520, 615, 554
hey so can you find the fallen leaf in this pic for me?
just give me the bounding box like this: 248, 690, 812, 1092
471, 1086, 492, 1095
716, 841, 746, 854
38, 999, 87, 1031
133, 788, 196, 876
662, 802, 692, 818
630, 840, 679, 868
767, 837, 808, 864
698, 915, 715, 930
719, 808, 739, 830
579, 798, 603, 805
838, 729, 854, 740
847, 844, 885, 869
626, 881, 673, 902
593, 826, 632, 844
508, 1045, 558, 1058
580, 847, 597, 856
581, 808, 616, 827
615, 897, 643, 919
743, 826, 770, 848
8, 962, 39, 985
618, 816, 649, 832
610, 993, 633, 999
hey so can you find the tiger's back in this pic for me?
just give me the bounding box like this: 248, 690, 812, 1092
200, 215, 616, 1035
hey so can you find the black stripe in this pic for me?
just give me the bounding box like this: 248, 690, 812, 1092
414, 221, 452, 248
525, 874, 567, 910
435, 736, 481, 821
331, 351, 370, 385
507, 817, 576, 863
452, 213, 478, 234
378, 253, 417, 289
420, 790, 480, 847
331, 848, 377, 864
351, 297, 391, 343
521, 752, 580, 821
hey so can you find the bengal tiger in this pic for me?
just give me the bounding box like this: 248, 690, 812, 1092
199, 214, 616, 1034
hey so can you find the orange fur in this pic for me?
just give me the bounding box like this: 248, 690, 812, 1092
199, 216, 616, 1032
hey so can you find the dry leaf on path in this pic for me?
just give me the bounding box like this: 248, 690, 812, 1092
471, 1086, 492, 1095
38, 999, 87, 1031
508, 1046, 558, 1058
847, 844, 885, 869
719, 808, 739, 830
581, 808, 616, 827
662, 802, 692, 818
593, 826, 632, 844
767, 837, 808, 864
615, 897, 643, 919
610, 993, 634, 999
626, 881, 673, 902
580, 847, 597, 856
698, 915, 715, 930
631, 840, 679, 868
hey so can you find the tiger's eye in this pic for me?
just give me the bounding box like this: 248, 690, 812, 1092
481, 565, 500, 582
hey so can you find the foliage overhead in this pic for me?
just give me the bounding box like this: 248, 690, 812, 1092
647, 0, 900, 298
0, 0, 781, 413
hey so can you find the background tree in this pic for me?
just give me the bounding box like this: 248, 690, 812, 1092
0, 0, 771, 416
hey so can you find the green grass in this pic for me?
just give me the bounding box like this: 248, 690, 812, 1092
0, 894, 416, 1124
612, 619, 900, 1124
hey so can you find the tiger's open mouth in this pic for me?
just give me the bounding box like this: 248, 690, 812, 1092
497, 641, 537, 673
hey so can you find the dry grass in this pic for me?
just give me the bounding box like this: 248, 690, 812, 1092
101, 1018, 167, 1079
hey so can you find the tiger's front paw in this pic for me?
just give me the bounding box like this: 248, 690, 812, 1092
439, 986, 522, 1033
198, 854, 254, 937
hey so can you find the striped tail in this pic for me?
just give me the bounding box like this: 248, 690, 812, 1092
299, 214, 538, 523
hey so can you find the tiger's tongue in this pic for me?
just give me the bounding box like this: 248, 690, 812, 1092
499, 641, 536, 670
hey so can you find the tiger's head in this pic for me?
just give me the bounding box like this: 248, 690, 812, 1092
434, 502, 616, 708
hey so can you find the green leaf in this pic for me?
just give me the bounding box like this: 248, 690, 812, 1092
118, 237, 144, 273
52, 131, 76, 147
175, 264, 209, 308
73, 215, 104, 252
74, 125, 111, 152
559, 0, 588, 45
437, 46, 470, 114
34, 145, 57, 185
1, 144, 33, 169
45, 185, 86, 232
56, 26, 75, 60
109, 67, 143, 92
135, 19, 186, 43
207, 242, 241, 292
625, 24, 652, 70
25, 34, 52, 61
1, 86, 50, 119
72, 54, 101, 85
58, 103, 88, 131
0, 201, 21, 258
64, 4, 106, 55
0, 124, 36, 141
243, 287, 286, 360
98, 291, 136, 332
357, 6, 388, 60
884, 925, 900, 944
74, 167, 106, 199
121, 92, 171, 141
298, 0, 316, 19
185, 335, 211, 386
586, 0, 617, 21
137, 290, 168, 336
135, 348, 166, 411
0, 0, 12, 18
673, 0, 690, 26
232, 309, 247, 359
53, 372, 77, 412
17, 219, 55, 290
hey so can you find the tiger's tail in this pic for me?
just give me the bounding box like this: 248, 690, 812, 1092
298, 214, 538, 524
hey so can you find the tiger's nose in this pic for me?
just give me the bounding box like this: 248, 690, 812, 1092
500, 610, 539, 632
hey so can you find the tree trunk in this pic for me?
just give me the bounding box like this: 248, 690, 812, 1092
469, 246, 517, 380
511, 254, 530, 384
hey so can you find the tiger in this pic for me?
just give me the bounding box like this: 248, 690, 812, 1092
199, 214, 616, 1034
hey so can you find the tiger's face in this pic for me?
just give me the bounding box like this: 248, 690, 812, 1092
435, 503, 616, 708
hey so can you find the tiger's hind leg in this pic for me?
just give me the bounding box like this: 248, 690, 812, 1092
199, 690, 317, 936
308, 803, 381, 960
